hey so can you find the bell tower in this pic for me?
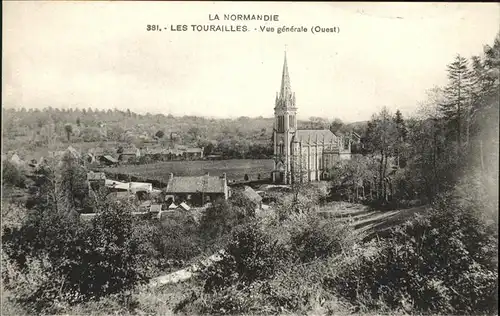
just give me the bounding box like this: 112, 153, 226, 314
272, 51, 297, 184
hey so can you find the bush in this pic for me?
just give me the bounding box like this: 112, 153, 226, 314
289, 215, 354, 263
199, 199, 251, 247
2, 200, 152, 313
2, 160, 26, 188
201, 222, 290, 294
177, 211, 357, 315
327, 190, 498, 315
155, 211, 204, 270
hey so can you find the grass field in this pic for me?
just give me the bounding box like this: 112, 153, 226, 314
103, 159, 275, 183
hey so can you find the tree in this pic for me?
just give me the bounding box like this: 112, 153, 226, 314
64, 124, 73, 142
199, 199, 248, 245
363, 107, 398, 202
329, 157, 376, 203
76, 117, 81, 127
58, 152, 89, 213
2, 198, 150, 311
393, 110, 408, 167
439, 55, 474, 148
1, 160, 26, 188
329, 118, 346, 134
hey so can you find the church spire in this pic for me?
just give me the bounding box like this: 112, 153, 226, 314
280, 51, 292, 100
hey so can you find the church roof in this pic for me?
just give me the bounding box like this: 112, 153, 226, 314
293, 129, 338, 144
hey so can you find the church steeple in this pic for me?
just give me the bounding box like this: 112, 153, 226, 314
275, 50, 296, 111
272, 49, 298, 185
280, 51, 292, 100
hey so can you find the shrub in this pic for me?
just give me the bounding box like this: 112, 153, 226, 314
179, 212, 357, 315
2, 200, 152, 313
155, 211, 204, 270
201, 222, 290, 294
199, 199, 251, 248
2, 160, 26, 188
289, 215, 355, 263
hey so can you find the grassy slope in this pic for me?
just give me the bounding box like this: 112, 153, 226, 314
103, 159, 275, 182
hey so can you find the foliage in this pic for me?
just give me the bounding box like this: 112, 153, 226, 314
289, 214, 354, 263
201, 221, 291, 295
178, 210, 356, 314
1, 160, 26, 188
58, 152, 89, 212
154, 211, 204, 270
329, 157, 376, 203
1, 199, 152, 313
199, 199, 251, 247
155, 130, 165, 139
229, 189, 257, 216
327, 187, 498, 315
64, 123, 73, 142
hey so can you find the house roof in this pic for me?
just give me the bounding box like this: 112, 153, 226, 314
165, 175, 226, 194
111, 191, 131, 199
103, 155, 118, 163
165, 148, 183, 155
121, 151, 138, 155
179, 202, 191, 210
129, 182, 152, 193
149, 204, 162, 212
105, 179, 129, 190
242, 186, 262, 204
87, 172, 106, 181
185, 147, 203, 153
146, 148, 165, 155
293, 129, 338, 144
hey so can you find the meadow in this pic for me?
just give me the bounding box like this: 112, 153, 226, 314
103, 159, 275, 183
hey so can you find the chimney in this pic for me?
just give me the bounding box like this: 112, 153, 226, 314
220, 173, 226, 180
169, 173, 174, 181
205, 172, 210, 176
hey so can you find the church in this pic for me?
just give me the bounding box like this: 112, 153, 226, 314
272, 53, 351, 184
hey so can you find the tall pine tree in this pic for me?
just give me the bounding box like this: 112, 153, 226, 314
439, 55, 474, 148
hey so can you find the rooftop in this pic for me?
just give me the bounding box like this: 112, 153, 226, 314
242, 186, 262, 204
293, 129, 338, 144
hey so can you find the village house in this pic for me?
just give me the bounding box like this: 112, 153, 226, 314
118, 147, 141, 163
164, 172, 229, 207
183, 147, 204, 160
99, 155, 119, 167
142, 146, 204, 162
167, 148, 184, 161
143, 148, 168, 161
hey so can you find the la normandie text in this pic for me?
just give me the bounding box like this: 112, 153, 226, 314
209, 14, 279, 22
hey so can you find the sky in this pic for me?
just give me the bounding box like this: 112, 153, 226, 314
2, 2, 499, 123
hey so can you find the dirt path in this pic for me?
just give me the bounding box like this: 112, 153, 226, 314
148, 251, 224, 288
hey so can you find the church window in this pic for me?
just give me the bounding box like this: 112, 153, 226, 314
278, 115, 285, 132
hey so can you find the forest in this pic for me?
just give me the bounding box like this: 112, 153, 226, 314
1, 104, 363, 162
1, 33, 499, 315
